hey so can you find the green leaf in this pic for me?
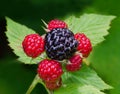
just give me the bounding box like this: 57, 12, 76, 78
6, 17, 45, 64
54, 84, 105, 94
54, 65, 112, 94
65, 14, 116, 46
78, 85, 105, 94
62, 65, 112, 90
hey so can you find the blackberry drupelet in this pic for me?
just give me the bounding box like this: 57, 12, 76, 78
45, 28, 78, 60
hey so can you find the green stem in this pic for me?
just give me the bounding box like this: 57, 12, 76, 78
38, 79, 51, 94
50, 91, 54, 94
83, 58, 90, 66
26, 74, 51, 94
26, 75, 39, 94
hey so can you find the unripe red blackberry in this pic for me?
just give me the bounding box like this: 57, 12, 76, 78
45, 28, 78, 60
45, 78, 62, 90
22, 34, 45, 58
66, 54, 82, 72
48, 19, 68, 30
74, 33, 92, 57
37, 59, 63, 82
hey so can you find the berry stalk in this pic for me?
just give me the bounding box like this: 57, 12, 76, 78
26, 75, 51, 94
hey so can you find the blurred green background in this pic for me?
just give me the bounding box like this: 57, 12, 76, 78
0, 0, 120, 94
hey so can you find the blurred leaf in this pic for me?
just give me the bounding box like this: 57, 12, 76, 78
6, 17, 45, 64
55, 84, 105, 94
65, 14, 116, 46
62, 65, 112, 90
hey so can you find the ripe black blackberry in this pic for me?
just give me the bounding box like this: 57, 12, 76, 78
45, 28, 78, 60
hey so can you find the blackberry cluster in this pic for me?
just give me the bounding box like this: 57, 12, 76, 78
20, 19, 93, 90
45, 28, 78, 60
